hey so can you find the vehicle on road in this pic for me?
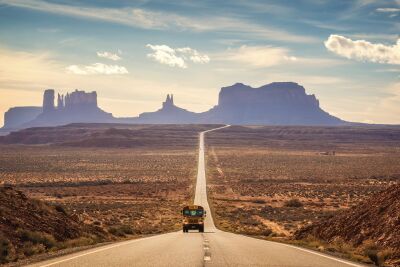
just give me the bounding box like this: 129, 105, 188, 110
181, 205, 206, 232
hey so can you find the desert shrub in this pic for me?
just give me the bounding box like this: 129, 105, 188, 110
284, 199, 303, 208
120, 225, 134, 235
377, 249, 394, 265
0, 238, 12, 264
240, 216, 259, 226
260, 228, 273, 236
364, 247, 394, 266
54, 204, 67, 214
252, 199, 266, 204
60, 236, 96, 249
361, 241, 392, 266
17, 229, 57, 249
365, 248, 380, 266
108, 225, 134, 237
21, 242, 45, 257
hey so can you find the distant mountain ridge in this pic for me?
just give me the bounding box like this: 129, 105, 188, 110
2, 82, 347, 129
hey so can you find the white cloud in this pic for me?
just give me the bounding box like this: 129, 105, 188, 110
66, 63, 129, 75
217, 45, 295, 68
176, 47, 210, 63
97, 51, 121, 61
146, 44, 209, 68
0, 0, 317, 43
347, 33, 399, 42
146, 45, 187, 68
324, 35, 400, 65
376, 7, 400, 12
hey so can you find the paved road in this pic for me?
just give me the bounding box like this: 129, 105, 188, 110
29, 126, 364, 267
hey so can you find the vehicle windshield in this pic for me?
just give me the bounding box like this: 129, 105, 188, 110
183, 209, 204, 217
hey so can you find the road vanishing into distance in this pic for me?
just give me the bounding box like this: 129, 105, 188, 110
29, 126, 364, 267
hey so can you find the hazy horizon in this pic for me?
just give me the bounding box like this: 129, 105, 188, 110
1, 0, 399, 126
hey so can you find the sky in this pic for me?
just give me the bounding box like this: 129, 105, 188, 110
0, 0, 399, 126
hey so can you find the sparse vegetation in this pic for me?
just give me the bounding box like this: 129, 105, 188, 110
108, 225, 134, 237
284, 199, 303, 208
0, 124, 215, 264
17, 229, 57, 249
0, 237, 12, 264
206, 125, 400, 265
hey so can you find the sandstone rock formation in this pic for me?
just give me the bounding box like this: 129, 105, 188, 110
42, 89, 55, 113
3, 107, 42, 129
24, 89, 114, 128
137, 94, 199, 123
201, 82, 343, 125
2, 82, 348, 129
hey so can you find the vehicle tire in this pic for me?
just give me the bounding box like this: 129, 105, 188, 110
183, 227, 187, 233
199, 225, 204, 232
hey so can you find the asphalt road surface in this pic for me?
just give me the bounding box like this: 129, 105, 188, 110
29, 126, 364, 267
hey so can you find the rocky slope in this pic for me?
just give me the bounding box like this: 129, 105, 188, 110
295, 183, 400, 265
0, 186, 107, 264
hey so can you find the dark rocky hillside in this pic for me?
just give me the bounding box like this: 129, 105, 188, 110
0, 186, 107, 264
295, 184, 400, 266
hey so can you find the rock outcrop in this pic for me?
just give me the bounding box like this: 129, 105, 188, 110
3, 107, 42, 129
295, 183, 400, 264
201, 82, 343, 125
42, 89, 55, 113
12, 89, 114, 128
0, 186, 107, 264
2, 82, 348, 129
137, 94, 199, 124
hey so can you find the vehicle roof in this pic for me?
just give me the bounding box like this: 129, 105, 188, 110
182, 205, 204, 210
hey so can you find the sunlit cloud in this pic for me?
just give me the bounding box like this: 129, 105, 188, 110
146, 44, 209, 69
176, 47, 210, 64
97, 51, 121, 61
66, 63, 129, 75
376, 7, 400, 12
325, 35, 400, 65
217, 45, 296, 68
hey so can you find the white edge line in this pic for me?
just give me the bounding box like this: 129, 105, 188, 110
36, 233, 177, 267
276, 241, 365, 267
